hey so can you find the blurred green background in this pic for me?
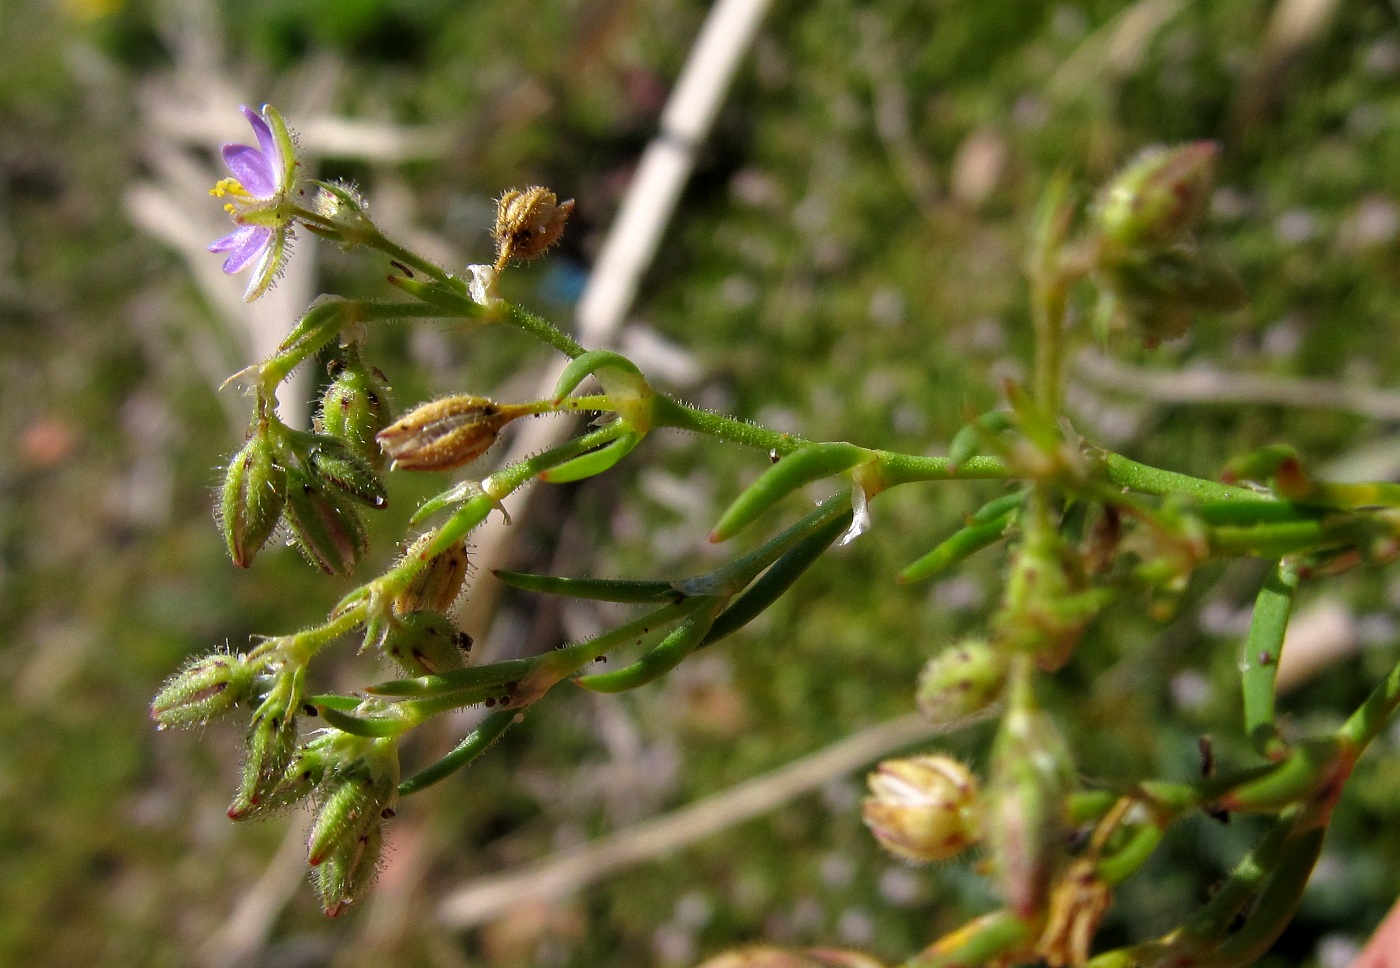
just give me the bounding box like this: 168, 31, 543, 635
6, 0, 1400, 966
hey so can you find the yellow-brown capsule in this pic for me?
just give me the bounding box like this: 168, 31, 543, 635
862, 754, 980, 863
376, 395, 531, 472
492, 186, 574, 268
392, 535, 470, 616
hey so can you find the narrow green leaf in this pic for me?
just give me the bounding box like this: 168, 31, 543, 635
898, 511, 1014, 584
710, 442, 872, 543
397, 709, 517, 796
492, 569, 679, 603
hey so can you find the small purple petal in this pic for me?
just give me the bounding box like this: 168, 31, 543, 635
221, 143, 277, 198
209, 224, 272, 274
241, 105, 281, 168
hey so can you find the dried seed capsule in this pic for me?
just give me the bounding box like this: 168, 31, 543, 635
915, 639, 1007, 727
862, 754, 980, 863
283, 469, 369, 576
150, 652, 259, 729
492, 186, 574, 266
220, 430, 288, 568
391, 535, 470, 615
319, 349, 393, 471
376, 395, 531, 472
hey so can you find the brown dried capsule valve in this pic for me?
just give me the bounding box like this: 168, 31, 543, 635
492, 186, 574, 269
376, 395, 532, 472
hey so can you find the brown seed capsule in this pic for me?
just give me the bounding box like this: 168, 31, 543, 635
376, 395, 530, 472
492, 186, 574, 268
391, 535, 470, 615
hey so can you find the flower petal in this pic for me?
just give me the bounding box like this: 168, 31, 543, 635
210, 224, 272, 274
241, 105, 280, 169
243, 229, 286, 301
221, 143, 278, 198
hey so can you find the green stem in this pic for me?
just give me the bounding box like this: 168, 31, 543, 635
653, 396, 811, 454
505, 304, 586, 358
1337, 645, 1400, 754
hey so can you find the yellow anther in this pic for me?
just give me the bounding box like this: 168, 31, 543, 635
210, 177, 251, 200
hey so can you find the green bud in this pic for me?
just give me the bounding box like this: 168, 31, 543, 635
315, 822, 383, 918
366, 609, 470, 677
1097, 142, 1218, 252
861, 754, 981, 863
916, 639, 1007, 727
306, 738, 398, 867
307, 434, 388, 509
230, 735, 335, 821
319, 349, 393, 472
151, 652, 260, 729
391, 535, 470, 615
220, 430, 288, 568
283, 468, 369, 576
986, 674, 1075, 918
228, 668, 304, 820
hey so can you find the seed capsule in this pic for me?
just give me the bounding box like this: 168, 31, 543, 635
1096, 142, 1218, 252
862, 755, 980, 863
366, 609, 470, 677
915, 639, 1007, 727
492, 186, 574, 267
391, 535, 470, 616
220, 430, 288, 568
307, 434, 388, 509
283, 469, 369, 576
319, 349, 393, 471
376, 395, 531, 472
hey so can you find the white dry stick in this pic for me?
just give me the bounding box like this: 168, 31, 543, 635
1074, 350, 1400, 423
437, 712, 949, 929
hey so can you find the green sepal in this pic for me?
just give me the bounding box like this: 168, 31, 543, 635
898, 510, 1014, 585
262, 103, 298, 194
575, 597, 725, 693
268, 296, 351, 381
710, 442, 873, 543
306, 434, 389, 509
397, 708, 517, 796
552, 350, 643, 402
703, 508, 850, 646
492, 569, 679, 604
283, 468, 370, 576
220, 430, 288, 568
319, 347, 393, 471
538, 431, 639, 484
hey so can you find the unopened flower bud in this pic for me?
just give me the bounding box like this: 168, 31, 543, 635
232, 738, 334, 821
315, 822, 383, 917
862, 754, 980, 863
319, 350, 393, 472
366, 609, 470, 677
392, 535, 470, 615
220, 430, 288, 568
310, 180, 375, 246
307, 435, 388, 509
283, 469, 369, 576
229, 669, 303, 820
916, 639, 1007, 727
376, 395, 531, 472
1096, 142, 1218, 252
306, 737, 398, 867
492, 186, 574, 267
151, 652, 260, 729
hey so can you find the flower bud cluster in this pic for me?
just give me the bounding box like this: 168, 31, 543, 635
305, 734, 399, 916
